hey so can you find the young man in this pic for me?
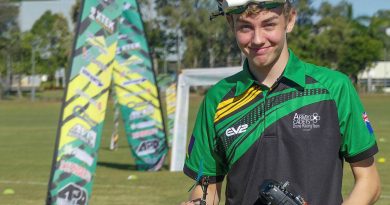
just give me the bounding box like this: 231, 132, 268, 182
182, 0, 381, 204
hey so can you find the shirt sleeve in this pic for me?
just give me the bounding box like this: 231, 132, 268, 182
183, 95, 227, 183
337, 76, 378, 163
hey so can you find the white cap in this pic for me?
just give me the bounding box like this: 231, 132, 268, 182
221, 0, 286, 9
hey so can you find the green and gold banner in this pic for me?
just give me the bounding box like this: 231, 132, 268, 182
46, 0, 167, 204
157, 74, 177, 146
113, 0, 168, 171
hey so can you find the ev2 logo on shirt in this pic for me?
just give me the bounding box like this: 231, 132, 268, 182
226, 124, 248, 137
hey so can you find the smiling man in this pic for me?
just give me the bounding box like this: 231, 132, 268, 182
181, 1, 381, 205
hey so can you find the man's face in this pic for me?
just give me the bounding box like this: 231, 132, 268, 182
230, 6, 295, 69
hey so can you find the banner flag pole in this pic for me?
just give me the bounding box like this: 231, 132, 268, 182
109, 87, 120, 151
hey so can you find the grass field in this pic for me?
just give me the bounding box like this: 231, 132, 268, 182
0, 92, 389, 205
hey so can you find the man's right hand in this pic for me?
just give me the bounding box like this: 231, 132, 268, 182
181, 182, 222, 205
180, 199, 197, 205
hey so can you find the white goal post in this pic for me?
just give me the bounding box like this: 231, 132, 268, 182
170, 67, 242, 171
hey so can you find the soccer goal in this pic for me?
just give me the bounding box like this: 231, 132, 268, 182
170, 67, 242, 171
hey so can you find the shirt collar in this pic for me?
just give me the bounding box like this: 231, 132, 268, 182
235, 49, 306, 96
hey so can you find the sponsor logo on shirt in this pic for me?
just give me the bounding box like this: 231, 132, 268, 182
293, 112, 321, 131
225, 124, 248, 137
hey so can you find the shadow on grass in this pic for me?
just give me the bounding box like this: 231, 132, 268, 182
97, 162, 170, 171
98, 161, 137, 170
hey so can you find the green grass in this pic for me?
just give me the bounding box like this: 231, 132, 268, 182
0, 93, 389, 204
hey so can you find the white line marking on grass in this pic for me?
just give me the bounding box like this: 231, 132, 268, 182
381, 195, 390, 199
0, 180, 46, 186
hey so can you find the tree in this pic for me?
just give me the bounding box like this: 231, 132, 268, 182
369, 10, 390, 60
144, 18, 177, 72
156, 0, 241, 69
30, 11, 72, 79
71, 0, 82, 27
302, 1, 383, 76
0, 0, 19, 98
338, 34, 382, 75
69, 0, 386, 77
288, 0, 317, 63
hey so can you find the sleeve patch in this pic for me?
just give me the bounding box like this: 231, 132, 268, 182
362, 112, 374, 134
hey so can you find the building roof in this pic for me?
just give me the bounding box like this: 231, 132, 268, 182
358, 61, 390, 79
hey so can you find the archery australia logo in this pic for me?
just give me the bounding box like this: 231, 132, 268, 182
293, 112, 321, 131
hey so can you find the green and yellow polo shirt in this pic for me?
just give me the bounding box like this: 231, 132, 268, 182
183, 50, 378, 205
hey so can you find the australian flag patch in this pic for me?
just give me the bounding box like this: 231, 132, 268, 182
362, 112, 374, 134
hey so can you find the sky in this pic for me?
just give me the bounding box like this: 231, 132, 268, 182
312, 0, 390, 17
18, 0, 390, 32
19, 0, 76, 32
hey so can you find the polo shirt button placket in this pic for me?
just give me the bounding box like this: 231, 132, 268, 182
258, 84, 269, 134
261, 84, 277, 138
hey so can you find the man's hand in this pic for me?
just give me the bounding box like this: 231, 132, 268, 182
180, 200, 195, 205
180, 182, 222, 205
180, 198, 201, 205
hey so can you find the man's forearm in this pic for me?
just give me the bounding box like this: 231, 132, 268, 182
343, 157, 381, 205
342, 178, 381, 205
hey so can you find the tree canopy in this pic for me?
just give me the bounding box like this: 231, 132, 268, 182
145, 0, 389, 76
288, 1, 384, 75
1, 0, 389, 85
29, 11, 72, 75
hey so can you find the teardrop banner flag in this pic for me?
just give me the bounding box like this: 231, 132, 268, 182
47, 0, 169, 203
113, 0, 168, 171
157, 74, 178, 146
165, 75, 177, 146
